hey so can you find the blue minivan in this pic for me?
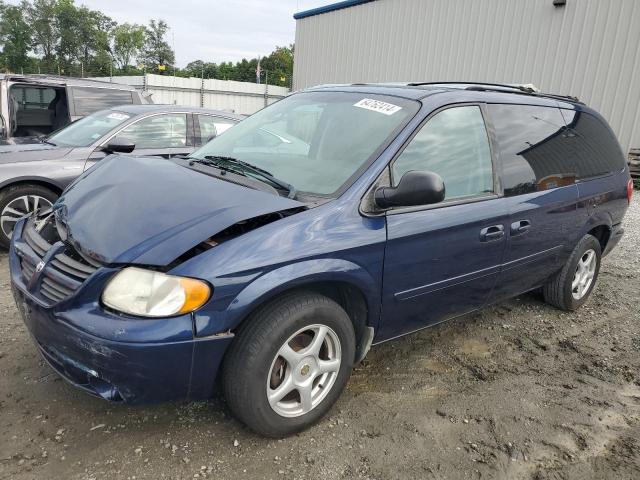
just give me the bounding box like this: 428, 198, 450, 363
10, 83, 633, 437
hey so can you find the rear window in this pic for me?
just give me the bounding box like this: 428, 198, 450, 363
488, 104, 575, 196
72, 87, 134, 116
560, 110, 626, 179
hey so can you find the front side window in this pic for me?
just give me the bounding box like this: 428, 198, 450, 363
190, 92, 418, 196
392, 105, 493, 200
117, 114, 187, 149
72, 87, 134, 116
488, 104, 574, 196
48, 110, 132, 147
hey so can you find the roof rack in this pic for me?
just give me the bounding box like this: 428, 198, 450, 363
406, 81, 582, 104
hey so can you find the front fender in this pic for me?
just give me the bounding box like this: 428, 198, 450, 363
192, 258, 381, 337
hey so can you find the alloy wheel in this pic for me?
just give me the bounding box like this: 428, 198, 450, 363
571, 249, 597, 300
266, 324, 341, 418
0, 195, 53, 239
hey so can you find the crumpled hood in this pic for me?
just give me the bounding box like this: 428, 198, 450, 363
0, 142, 73, 164
56, 155, 305, 266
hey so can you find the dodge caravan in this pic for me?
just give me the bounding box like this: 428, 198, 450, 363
10, 83, 632, 437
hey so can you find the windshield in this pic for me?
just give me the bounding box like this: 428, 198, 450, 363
48, 110, 132, 147
190, 91, 418, 195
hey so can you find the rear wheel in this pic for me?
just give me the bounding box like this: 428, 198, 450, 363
222, 292, 355, 437
543, 234, 602, 311
0, 184, 58, 249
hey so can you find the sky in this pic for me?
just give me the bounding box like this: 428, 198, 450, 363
9, 0, 335, 67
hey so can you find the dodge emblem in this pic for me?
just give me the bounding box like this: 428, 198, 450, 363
35, 261, 45, 273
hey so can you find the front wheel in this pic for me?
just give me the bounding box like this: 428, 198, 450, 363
543, 234, 602, 311
222, 292, 355, 437
0, 184, 58, 249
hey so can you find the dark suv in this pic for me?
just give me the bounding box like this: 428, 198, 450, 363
10, 82, 633, 437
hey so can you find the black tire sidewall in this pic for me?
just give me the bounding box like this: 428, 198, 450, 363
564, 236, 602, 310
225, 295, 355, 437
0, 184, 58, 249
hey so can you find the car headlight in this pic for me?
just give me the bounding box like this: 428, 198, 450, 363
102, 267, 211, 317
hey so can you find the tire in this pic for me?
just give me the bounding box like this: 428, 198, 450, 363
0, 184, 58, 249
222, 292, 356, 437
543, 234, 602, 311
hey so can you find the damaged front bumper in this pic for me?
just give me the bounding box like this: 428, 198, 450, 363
9, 220, 234, 404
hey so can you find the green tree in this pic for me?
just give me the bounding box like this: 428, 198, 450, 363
140, 19, 174, 74
261, 44, 294, 87
0, 1, 32, 72
25, 0, 57, 71
112, 23, 146, 69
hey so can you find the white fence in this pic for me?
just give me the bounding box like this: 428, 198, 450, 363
89, 74, 290, 115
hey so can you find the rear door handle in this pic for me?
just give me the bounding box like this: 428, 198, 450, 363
510, 219, 531, 236
480, 225, 505, 242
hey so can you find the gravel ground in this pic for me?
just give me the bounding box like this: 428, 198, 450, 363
1, 196, 639, 480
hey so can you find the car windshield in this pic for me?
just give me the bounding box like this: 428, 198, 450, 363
190, 91, 418, 196
48, 110, 133, 147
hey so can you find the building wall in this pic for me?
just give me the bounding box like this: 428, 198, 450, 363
293, 0, 640, 153
90, 74, 290, 115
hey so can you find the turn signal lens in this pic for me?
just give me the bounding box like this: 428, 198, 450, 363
102, 267, 211, 317
177, 277, 211, 314
627, 178, 634, 204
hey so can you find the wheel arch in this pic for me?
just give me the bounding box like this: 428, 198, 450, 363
0, 176, 64, 196
587, 224, 611, 252
223, 259, 380, 360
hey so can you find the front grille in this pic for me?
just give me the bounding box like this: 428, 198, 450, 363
18, 215, 102, 304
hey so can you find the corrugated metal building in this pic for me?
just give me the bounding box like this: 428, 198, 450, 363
293, 0, 640, 154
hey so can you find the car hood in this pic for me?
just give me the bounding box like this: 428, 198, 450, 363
56, 155, 306, 266
0, 142, 73, 164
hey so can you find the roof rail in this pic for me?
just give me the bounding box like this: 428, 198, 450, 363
406, 81, 582, 104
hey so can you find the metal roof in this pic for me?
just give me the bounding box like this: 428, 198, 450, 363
294, 0, 377, 20
304, 82, 583, 105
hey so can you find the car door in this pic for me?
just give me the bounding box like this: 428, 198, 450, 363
486, 104, 579, 302
195, 114, 237, 145
379, 104, 508, 340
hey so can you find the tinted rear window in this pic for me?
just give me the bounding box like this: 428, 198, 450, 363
560, 109, 626, 179
72, 87, 134, 116
488, 104, 575, 196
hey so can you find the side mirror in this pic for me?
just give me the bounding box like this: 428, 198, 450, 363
374, 170, 445, 209
102, 136, 135, 154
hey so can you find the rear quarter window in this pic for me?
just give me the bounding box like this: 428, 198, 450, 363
71, 87, 134, 116
488, 104, 575, 196
560, 109, 626, 179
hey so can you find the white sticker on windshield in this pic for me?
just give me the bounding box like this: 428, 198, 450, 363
353, 98, 402, 115
107, 112, 130, 121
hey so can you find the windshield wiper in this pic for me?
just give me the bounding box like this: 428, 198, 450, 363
192, 155, 297, 199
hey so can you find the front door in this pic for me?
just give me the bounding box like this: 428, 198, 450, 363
379, 105, 508, 340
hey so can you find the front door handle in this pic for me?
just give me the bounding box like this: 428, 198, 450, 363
480, 225, 505, 242
510, 219, 531, 236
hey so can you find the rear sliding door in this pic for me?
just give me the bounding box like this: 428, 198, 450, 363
487, 104, 579, 302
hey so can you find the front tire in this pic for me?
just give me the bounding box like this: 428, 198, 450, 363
222, 292, 356, 437
543, 234, 602, 311
0, 184, 58, 249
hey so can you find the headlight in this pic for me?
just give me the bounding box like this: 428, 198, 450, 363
102, 267, 211, 317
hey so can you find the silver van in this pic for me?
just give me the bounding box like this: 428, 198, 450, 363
0, 74, 148, 144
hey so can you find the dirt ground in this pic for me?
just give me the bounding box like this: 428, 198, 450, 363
1, 196, 639, 480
